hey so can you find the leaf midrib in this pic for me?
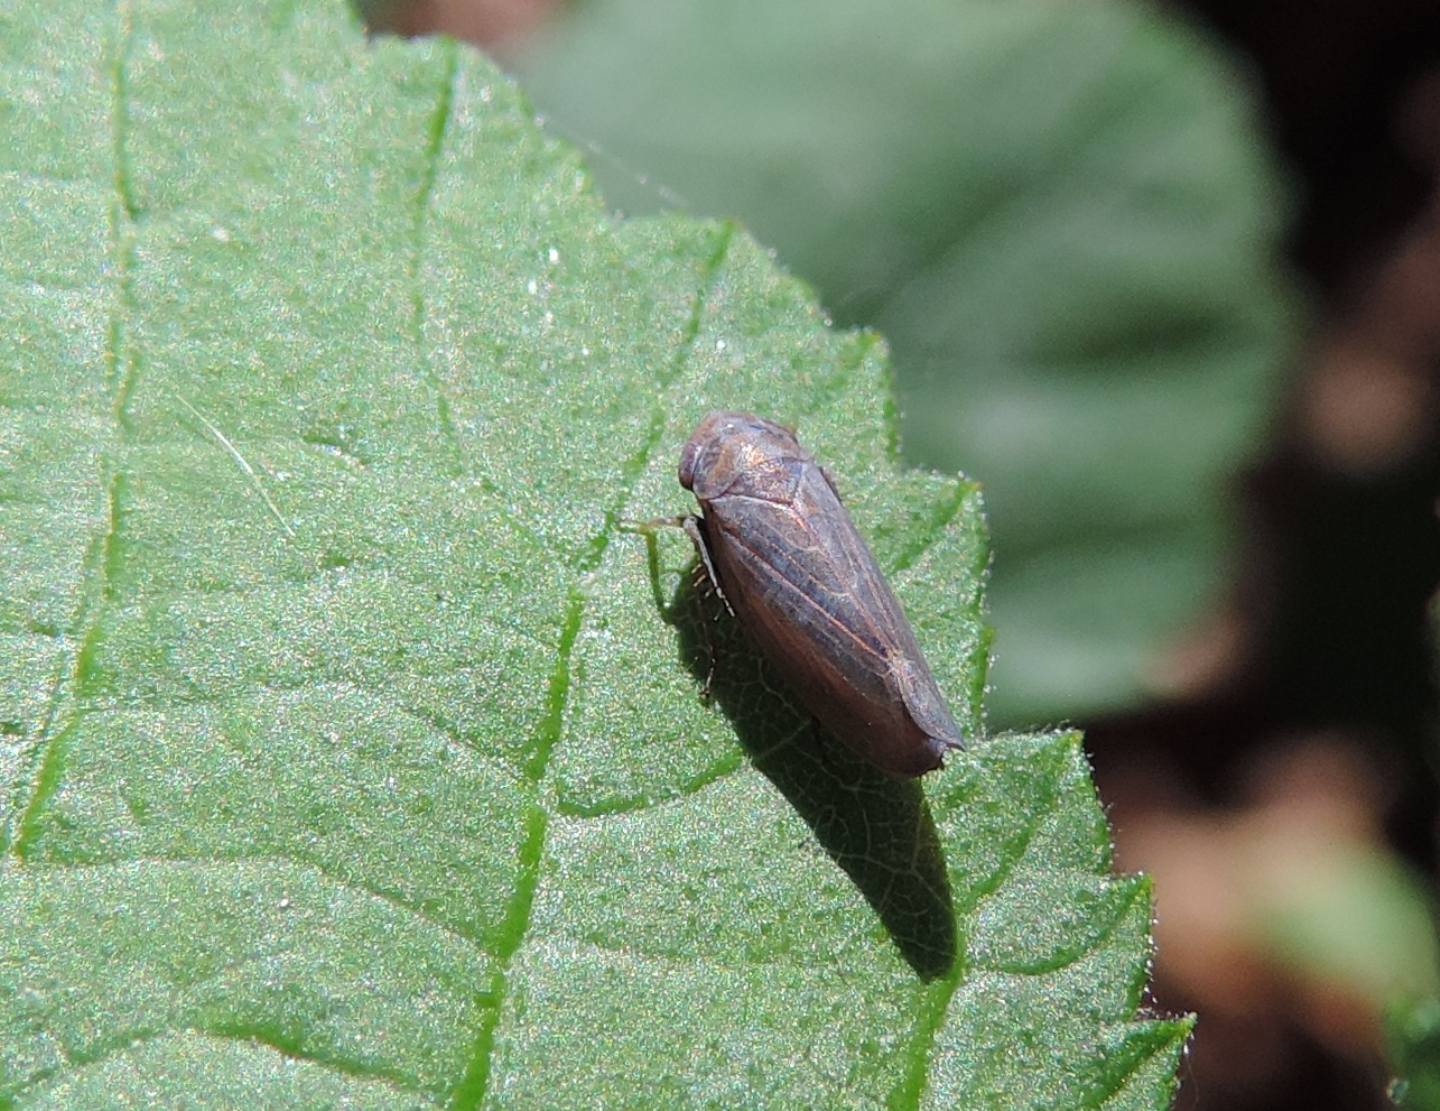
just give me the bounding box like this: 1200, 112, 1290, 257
7, 0, 138, 863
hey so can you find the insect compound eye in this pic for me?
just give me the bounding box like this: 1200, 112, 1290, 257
678, 438, 701, 490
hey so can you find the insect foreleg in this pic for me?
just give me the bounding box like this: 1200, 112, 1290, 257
682, 515, 734, 618
622, 513, 731, 700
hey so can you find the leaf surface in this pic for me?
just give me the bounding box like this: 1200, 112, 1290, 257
0, 2, 1188, 1105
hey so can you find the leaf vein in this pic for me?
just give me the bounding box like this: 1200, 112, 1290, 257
890, 478, 972, 580
19, 851, 494, 953
552, 749, 745, 820
1083, 1021, 1192, 1110
10, 1, 138, 860
412, 38, 464, 478
890, 738, 1075, 1107
6, 1024, 439, 1105
449, 222, 737, 1109
975, 875, 1146, 977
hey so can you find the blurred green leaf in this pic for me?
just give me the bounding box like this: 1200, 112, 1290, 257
1, 0, 1187, 1104
1251, 842, 1440, 1109
1252, 844, 1440, 1006
513, 0, 1299, 723
1390, 997, 1440, 1110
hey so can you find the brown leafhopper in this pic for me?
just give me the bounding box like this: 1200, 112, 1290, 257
676, 410, 965, 777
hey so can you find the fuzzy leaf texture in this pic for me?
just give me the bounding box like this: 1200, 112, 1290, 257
0, 1, 1190, 1106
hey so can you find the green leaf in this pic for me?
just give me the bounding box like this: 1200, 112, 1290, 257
1390, 998, 1440, 1109
1251, 844, 1440, 1007
1245, 835, 1440, 1109
0, 1, 1188, 1105
512, 0, 1299, 723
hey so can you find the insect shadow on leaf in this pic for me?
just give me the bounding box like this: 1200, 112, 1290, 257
636, 528, 958, 981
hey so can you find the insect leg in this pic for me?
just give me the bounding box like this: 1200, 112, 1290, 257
618, 514, 691, 535
619, 514, 703, 616
690, 560, 719, 608
621, 514, 730, 701
682, 515, 734, 617
681, 515, 742, 699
